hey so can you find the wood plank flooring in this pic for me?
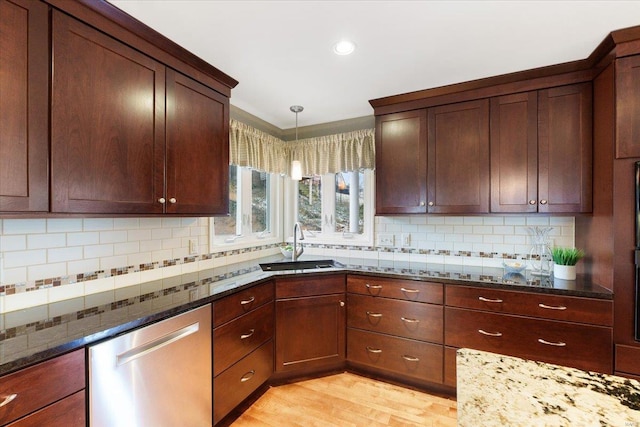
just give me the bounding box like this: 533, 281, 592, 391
230, 372, 457, 426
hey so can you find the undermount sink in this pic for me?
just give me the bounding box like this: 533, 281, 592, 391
259, 259, 344, 272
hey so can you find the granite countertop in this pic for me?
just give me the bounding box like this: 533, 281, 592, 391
457, 348, 640, 426
0, 255, 612, 376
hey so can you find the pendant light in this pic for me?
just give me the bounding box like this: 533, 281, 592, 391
290, 105, 303, 181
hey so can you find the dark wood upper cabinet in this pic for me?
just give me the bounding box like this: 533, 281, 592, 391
51, 11, 166, 214
538, 82, 592, 213
0, 0, 48, 212
51, 11, 230, 215
427, 99, 490, 214
165, 70, 229, 214
375, 110, 427, 214
616, 55, 640, 159
490, 92, 539, 213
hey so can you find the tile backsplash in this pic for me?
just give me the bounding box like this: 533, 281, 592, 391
0, 215, 573, 313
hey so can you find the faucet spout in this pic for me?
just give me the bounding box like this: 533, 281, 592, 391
293, 222, 305, 262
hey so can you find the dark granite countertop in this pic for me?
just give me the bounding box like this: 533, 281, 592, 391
0, 255, 612, 376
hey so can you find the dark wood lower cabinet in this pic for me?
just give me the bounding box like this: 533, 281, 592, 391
7, 391, 85, 427
213, 340, 274, 425
348, 328, 443, 384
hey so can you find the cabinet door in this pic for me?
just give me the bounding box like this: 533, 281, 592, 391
51, 11, 166, 214
7, 391, 85, 427
0, 0, 48, 212
427, 99, 489, 213
166, 69, 229, 214
616, 55, 640, 159
538, 83, 592, 213
375, 110, 427, 214
490, 92, 538, 213
275, 294, 345, 373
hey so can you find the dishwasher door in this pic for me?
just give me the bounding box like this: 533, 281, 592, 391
89, 304, 212, 427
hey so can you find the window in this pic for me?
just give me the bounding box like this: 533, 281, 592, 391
210, 166, 282, 246
287, 169, 374, 245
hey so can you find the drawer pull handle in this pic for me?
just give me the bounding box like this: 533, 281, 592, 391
401, 317, 420, 323
240, 370, 255, 382
538, 338, 566, 347
478, 329, 502, 337
240, 329, 255, 340
366, 346, 382, 354
0, 394, 17, 408
365, 284, 383, 290
240, 296, 255, 305
400, 287, 420, 294
366, 311, 383, 318
538, 303, 567, 311
402, 355, 420, 362
478, 296, 503, 303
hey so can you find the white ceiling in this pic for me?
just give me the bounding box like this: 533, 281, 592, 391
109, 1, 640, 129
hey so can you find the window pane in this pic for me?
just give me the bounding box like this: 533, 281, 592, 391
298, 175, 322, 231
252, 170, 269, 232
335, 171, 364, 234
214, 164, 237, 235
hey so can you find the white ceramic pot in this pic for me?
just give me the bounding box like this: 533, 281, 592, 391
554, 264, 576, 280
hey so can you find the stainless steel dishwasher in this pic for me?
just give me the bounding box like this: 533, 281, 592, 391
89, 305, 212, 427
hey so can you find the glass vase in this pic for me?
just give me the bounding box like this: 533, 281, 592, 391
528, 226, 553, 276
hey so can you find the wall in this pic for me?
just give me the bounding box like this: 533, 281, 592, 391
0, 215, 574, 313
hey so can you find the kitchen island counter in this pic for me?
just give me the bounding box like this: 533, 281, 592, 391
456, 348, 640, 426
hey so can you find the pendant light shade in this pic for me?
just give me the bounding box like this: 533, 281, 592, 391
290, 105, 303, 181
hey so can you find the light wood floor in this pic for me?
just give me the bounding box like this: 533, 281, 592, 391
230, 372, 457, 426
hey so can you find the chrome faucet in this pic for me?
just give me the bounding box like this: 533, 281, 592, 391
292, 222, 305, 262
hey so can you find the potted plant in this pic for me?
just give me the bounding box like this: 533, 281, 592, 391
551, 247, 585, 280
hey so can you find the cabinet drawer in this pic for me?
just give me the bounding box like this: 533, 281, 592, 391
347, 328, 443, 384
445, 307, 613, 373
347, 294, 443, 343
214, 281, 274, 327
445, 285, 613, 326
7, 391, 85, 427
348, 275, 443, 304
0, 349, 85, 426
276, 273, 345, 299
214, 302, 274, 376
213, 340, 274, 425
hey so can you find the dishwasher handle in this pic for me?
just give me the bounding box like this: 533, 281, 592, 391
116, 322, 200, 366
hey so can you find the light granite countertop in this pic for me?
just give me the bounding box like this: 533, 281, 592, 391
457, 348, 640, 427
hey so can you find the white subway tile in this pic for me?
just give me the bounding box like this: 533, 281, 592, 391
445, 217, 464, 225
84, 277, 115, 295
1, 235, 26, 251
550, 217, 574, 226
172, 227, 191, 238
27, 233, 66, 250
483, 235, 503, 244
3, 267, 26, 285
493, 226, 514, 234
84, 244, 114, 259
100, 230, 128, 244
385, 224, 402, 232
67, 232, 99, 246
472, 226, 493, 234
68, 259, 100, 275
4, 250, 46, 268
161, 218, 182, 228
463, 234, 483, 243
140, 240, 159, 253
152, 249, 173, 263
114, 218, 140, 230
114, 242, 140, 256
140, 268, 163, 283
525, 216, 550, 226
463, 216, 484, 225
114, 271, 140, 289
172, 247, 189, 259
504, 235, 527, 245
435, 242, 454, 251
128, 252, 152, 268
454, 225, 473, 234
4, 289, 48, 312
409, 217, 427, 225
83, 218, 114, 231
400, 224, 418, 233
47, 219, 83, 233
49, 283, 85, 303
493, 244, 515, 254
140, 218, 162, 229
483, 217, 504, 225
472, 243, 493, 253
435, 225, 454, 234
444, 234, 464, 242
162, 238, 182, 250
426, 233, 444, 242
28, 262, 66, 281
3, 219, 46, 234
504, 216, 527, 225
152, 228, 172, 240
48, 247, 83, 263
453, 242, 474, 252
100, 256, 128, 271
427, 217, 445, 225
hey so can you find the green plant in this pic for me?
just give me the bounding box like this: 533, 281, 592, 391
551, 247, 585, 266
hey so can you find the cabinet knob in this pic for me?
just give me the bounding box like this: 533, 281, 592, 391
539, 199, 548, 205
428, 201, 434, 207
158, 198, 166, 204
529, 200, 536, 205
169, 198, 177, 204
340, 301, 345, 307
419, 201, 425, 206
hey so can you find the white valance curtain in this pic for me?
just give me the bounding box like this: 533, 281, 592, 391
229, 119, 375, 175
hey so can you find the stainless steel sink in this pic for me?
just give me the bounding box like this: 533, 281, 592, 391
259, 259, 344, 271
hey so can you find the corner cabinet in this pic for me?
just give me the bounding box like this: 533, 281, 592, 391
616, 55, 640, 158
0, 0, 49, 212
491, 83, 592, 213
50, 10, 229, 215
375, 110, 428, 214
274, 274, 346, 379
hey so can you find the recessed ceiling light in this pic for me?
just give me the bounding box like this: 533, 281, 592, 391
333, 40, 356, 56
